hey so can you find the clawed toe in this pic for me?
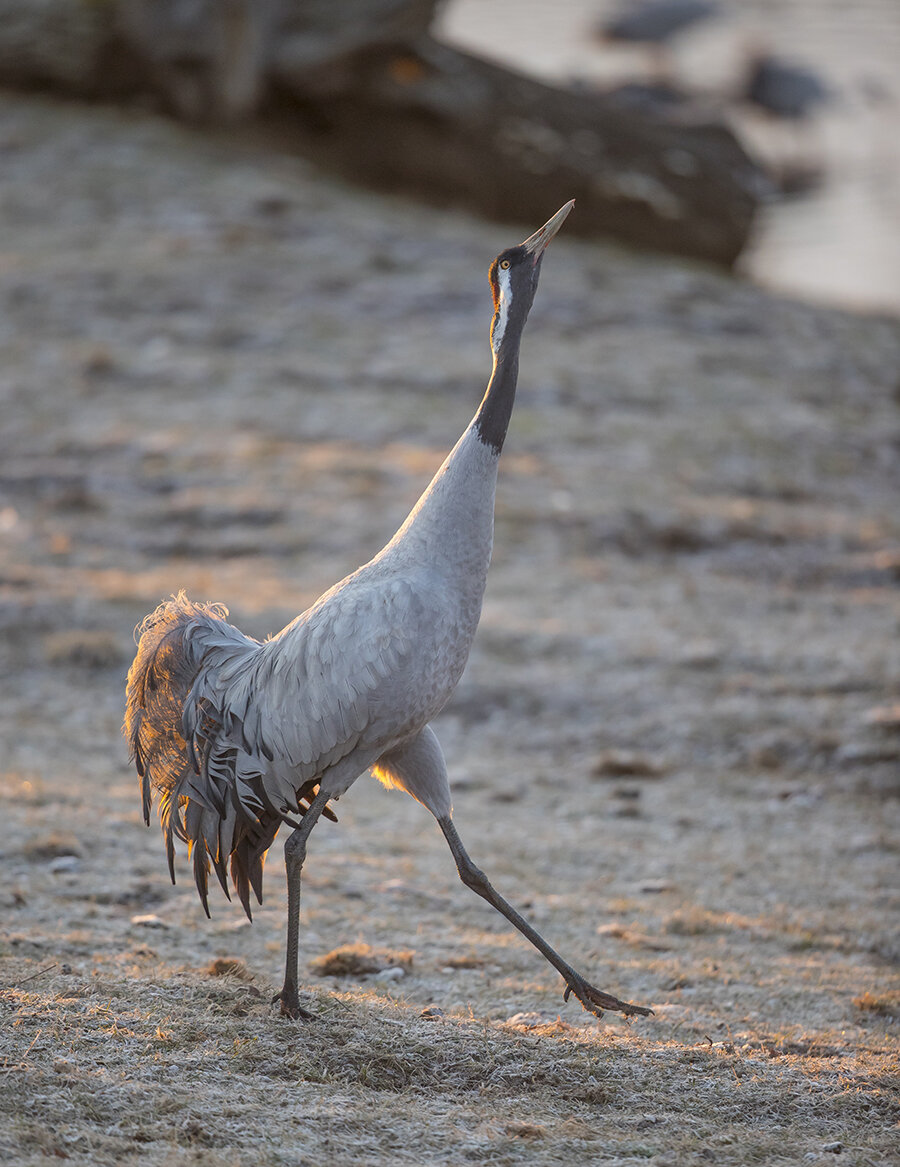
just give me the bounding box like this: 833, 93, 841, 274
272, 988, 316, 1021
564, 980, 653, 1019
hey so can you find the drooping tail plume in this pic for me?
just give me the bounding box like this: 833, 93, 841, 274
124, 592, 332, 917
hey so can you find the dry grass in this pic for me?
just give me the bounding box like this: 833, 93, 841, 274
310, 944, 415, 977
591, 750, 667, 779
1, 961, 897, 1166
853, 991, 900, 1019
206, 957, 256, 981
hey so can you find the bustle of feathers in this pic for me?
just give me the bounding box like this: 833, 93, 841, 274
123, 591, 335, 919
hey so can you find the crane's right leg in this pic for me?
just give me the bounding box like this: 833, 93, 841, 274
437, 815, 652, 1019
273, 787, 332, 1020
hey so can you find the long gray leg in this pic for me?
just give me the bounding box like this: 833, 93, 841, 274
438, 816, 652, 1019
273, 786, 332, 1020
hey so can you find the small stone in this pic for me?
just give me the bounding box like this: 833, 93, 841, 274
640, 879, 675, 894
48, 855, 81, 874
80, 343, 117, 378
506, 1012, 545, 1028
677, 641, 721, 669
130, 914, 169, 929
373, 966, 406, 982
863, 703, 900, 730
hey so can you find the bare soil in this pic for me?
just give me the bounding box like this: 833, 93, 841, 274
0, 93, 898, 1166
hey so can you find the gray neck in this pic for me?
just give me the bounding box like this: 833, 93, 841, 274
374, 294, 530, 578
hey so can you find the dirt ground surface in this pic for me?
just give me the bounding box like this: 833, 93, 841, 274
0, 93, 898, 1166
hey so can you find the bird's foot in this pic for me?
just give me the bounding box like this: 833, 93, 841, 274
563, 976, 653, 1020
272, 984, 317, 1021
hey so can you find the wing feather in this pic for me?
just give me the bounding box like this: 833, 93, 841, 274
124, 576, 421, 915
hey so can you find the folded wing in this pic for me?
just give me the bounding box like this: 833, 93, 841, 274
124, 580, 419, 917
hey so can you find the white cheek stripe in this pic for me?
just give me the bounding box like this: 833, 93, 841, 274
492, 266, 512, 352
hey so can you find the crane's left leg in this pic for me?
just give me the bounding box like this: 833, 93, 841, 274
437, 815, 653, 1019
274, 786, 332, 1020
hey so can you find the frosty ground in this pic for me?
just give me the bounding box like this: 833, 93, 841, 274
0, 93, 897, 1165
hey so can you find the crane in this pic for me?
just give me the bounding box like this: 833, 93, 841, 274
742, 54, 830, 120
594, 0, 719, 86
124, 201, 652, 1024
598, 0, 718, 46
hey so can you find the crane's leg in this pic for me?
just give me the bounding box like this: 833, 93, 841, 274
274, 786, 332, 1020
437, 815, 652, 1019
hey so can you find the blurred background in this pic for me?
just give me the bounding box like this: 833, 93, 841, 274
438, 0, 900, 314
2, 0, 898, 312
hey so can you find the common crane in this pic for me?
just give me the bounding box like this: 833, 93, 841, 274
125, 201, 652, 1023
743, 54, 830, 120
598, 0, 718, 46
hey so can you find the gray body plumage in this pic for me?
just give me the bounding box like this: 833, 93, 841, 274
126, 405, 498, 914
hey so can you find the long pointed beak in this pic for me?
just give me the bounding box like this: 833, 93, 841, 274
521, 200, 575, 263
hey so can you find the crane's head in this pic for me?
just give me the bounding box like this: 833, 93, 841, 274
489, 200, 574, 358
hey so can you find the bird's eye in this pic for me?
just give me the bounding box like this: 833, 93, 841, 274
499, 259, 510, 269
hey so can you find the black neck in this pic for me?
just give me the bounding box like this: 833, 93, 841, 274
473, 350, 519, 454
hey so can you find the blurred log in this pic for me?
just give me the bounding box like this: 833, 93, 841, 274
0, 0, 124, 96
277, 0, 441, 63
0, 0, 440, 119
269, 35, 762, 266
116, 0, 280, 122
0, 0, 276, 118
116, 0, 441, 120
0, 0, 761, 264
